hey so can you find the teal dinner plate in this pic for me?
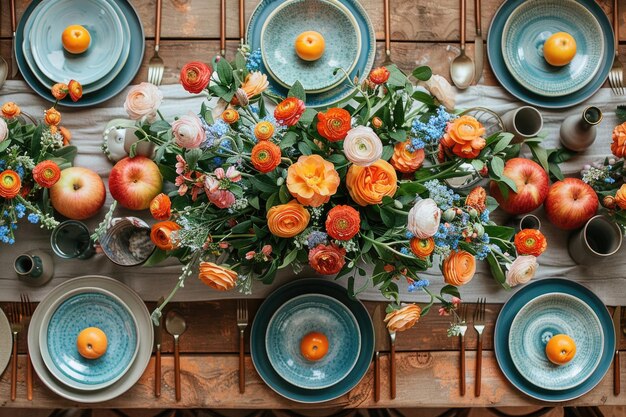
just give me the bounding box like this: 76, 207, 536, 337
266, 294, 361, 389
251, 279, 374, 403
247, 0, 375, 108
260, 0, 361, 93
501, 0, 604, 97
494, 279, 614, 401
487, 0, 614, 108
16, 0, 144, 107
508, 293, 603, 391
29, 0, 124, 86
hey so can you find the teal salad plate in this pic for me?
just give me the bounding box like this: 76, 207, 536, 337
247, 0, 375, 108
261, 0, 361, 93
501, 0, 604, 97
29, 0, 124, 86
266, 294, 361, 389
40, 289, 139, 390
495, 279, 614, 401
251, 279, 374, 403
487, 0, 614, 108
508, 293, 603, 391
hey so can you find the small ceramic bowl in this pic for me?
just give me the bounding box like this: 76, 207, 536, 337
99, 217, 155, 266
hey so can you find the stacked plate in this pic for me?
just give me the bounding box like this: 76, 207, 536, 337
487, 0, 614, 108
251, 279, 374, 403
247, 0, 375, 108
495, 278, 615, 401
27, 275, 153, 403
16, 0, 144, 107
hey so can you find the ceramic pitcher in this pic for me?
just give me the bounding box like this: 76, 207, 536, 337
559, 106, 603, 152
567, 215, 622, 265
14, 249, 54, 286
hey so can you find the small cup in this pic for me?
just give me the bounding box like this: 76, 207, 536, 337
99, 217, 156, 266
501, 106, 543, 143
516, 214, 541, 232
50, 220, 96, 260
14, 249, 54, 286
568, 215, 623, 265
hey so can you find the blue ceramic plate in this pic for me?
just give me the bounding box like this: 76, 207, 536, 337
251, 279, 374, 403
247, 0, 375, 108
40, 289, 139, 390
261, 0, 361, 93
487, 0, 614, 108
508, 293, 603, 391
29, 0, 124, 86
495, 279, 614, 401
501, 0, 604, 97
16, 0, 144, 107
266, 294, 361, 389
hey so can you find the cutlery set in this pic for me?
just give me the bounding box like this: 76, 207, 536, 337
612, 305, 625, 395
7, 294, 35, 401
450, 0, 483, 89
455, 299, 486, 397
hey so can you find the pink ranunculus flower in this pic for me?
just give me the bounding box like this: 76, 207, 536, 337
505, 255, 538, 287
343, 126, 383, 167
0, 119, 8, 142
124, 82, 163, 122
214, 167, 226, 179
208, 190, 236, 209
226, 166, 242, 182
172, 114, 206, 149
204, 176, 219, 193
407, 198, 441, 239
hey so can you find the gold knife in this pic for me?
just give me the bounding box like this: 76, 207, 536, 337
10, 0, 17, 78
473, 0, 483, 84
154, 296, 165, 397
614, 306, 621, 396
372, 305, 389, 402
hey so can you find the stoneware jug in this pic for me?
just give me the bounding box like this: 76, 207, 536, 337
14, 249, 54, 286
559, 106, 603, 152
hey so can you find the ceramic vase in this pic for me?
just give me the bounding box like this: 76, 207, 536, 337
559, 106, 603, 152
501, 106, 543, 143
14, 249, 54, 286
567, 215, 622, 265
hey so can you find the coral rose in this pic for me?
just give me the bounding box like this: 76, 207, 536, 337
32, 160, 61, 188
221, 109, 239, 124
369, 67, 390, 85
240, 71, 269, 100
124, 82, 163, 122
316, 108, 351, 142
172, 113, 206, 149
267, 200, 310, 238
198, 261, 238, 291
505, 255, 538, 287
68, 80, 83, 102
407, 198, 441, 238
254, 121, 274, 141
0, 170, 21, 199
325, 205, 360, 240
150, 221, 181, 250
274, 97, 305, 126
343, 126, 383, 166
1, 102, 20, 118
441, 115, 486, 159
150, 193, 172, 221
465, 186, 487, 213
51, 83, 68, 100
612, 122, 626, 158
44, 108, 61, 126
384, 304, 422, 332
410, 237, 435, 258
514, 229, 547, 257
442, 250, 476, 286
308, 244, 346, 275
390, 140, 425, 173
615, 184, 626, 210
287, 155, 340, 207
0, 119, 7, 142
251, 141, 281, 173
346, 159, 397, 206
208, 190, 236, 209
180, 61, 212, 94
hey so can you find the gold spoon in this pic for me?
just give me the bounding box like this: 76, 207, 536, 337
165, 310, 187, 402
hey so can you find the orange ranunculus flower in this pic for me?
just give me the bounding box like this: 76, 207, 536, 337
287, 154, 340, 207
254, 121, 275, 141
316, 108, 351, 142
32, 160, 61, 188
51, 83, 68, 100
390, 140, 425, 173
346, 159, 398, 206
240, 71, 269, 99
266, 200, 310, 238
615, 184, 626, 210
180, 61, 212, 94
384, 304, 422, 332
441, 115, 486, 159
325, 205, 360, 240
308, 243, 346, 275
198, 261, 238, 291
1, 102, 20, 119
465, 186, 487, 213
150, 221, 181, 250
0, 170, 21, 199
150, 193, 172, 221
514, 229, 547, 257
442, 250, 476, 286
274, 97, 306, 126
251, 141, 281, 173
44, 108, 61, 126
68, 80, 83, 102
410, 237, 435, 258
369, 67, 390, 85
59, 126, 72, 145
221, 109, 239, 124
612, 122, 626, 158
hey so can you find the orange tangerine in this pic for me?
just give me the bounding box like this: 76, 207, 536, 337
76, 327, 108, 359
294, 31, 325, 62
300, 331, 329, 361
545, 334, 576, 365
62, 25, 91, 54
543, 32, 576, 67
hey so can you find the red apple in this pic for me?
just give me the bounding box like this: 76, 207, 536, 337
489, 158, 549, 215
544, 178, 598, 230
50, 167, 106, 220
109, 156, 162, 210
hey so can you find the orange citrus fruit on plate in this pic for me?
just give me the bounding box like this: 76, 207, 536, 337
543, 32, 577, 67
300, 331, 329, 361
62, 25, 91, 54
294, 31, 326, 61
545, 334, 576, 365
76, 327, 108, 359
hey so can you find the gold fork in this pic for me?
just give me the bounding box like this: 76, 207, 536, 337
609, 0, 624, 94
147, 0, 164, 85
8, 303, 23, 401
236, 300, 248, 394
20, 294, 35, 400
457, 303, 468, 397
473, 298, 486, 397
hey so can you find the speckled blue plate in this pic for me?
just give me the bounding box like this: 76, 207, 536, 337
495, 279, 614, 401
266, 294, 360, 389
501, 0, 604, 97
487, 0, 614, 108
509, 293, 603, 391
251, 279, 374, 403
261, 0, 361, 93
40, 289, 139, 391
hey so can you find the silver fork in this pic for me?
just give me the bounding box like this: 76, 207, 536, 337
473, 298, 486, 397
609, 0, 624, 94
457, 303, 468, 397
236, 300, 248, 394
148, 0, 164, 85
8, 303, 23, 401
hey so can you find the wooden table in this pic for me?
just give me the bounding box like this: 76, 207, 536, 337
0, 0, 625, 410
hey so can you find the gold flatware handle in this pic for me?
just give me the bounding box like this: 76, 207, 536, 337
239, 0, 245, 44
10, 335, 17, 401
475, 335, 482, 397
174, 340, 181, 401
374, 351, 381, 402
615, 0, 620, 55
220, 0, 226, 56
615, 350, 621, 396
460, 335, 466, 396
390, 343, 396, 399
383, 0, 391, 56
155, 0, 162, 50
155, 348, 161, 397
239, 331, 245, 394
27, 352, 33, 400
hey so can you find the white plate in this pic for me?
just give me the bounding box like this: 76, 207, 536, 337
0, 307, 11, 377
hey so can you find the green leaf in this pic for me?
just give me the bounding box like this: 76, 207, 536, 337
128, 142, 138, 158
412, 66, 432, 81
527, 142, 549, 173
249, 196, 260, 210
279, 184, 291, 204
549, 162, 564, 181
483, 225, 515, 240
492, 134, 513, 154
0, 140, 10, 153
440, 284, 461, 299
185, 148, 202, 170
393, 99, 405, 128
490, 156, 505, 178
279, 248, 299, 269
143, 248, 169, 266
386, 64, 408, 87
617, 105, 626, 124
411, 91, 436, 106
259, 260, 278, 284
232, 220, 252, 234
288, 81, 306, 102
30, 124, 44, 157
250, 176, 278, 193
265, 192, 278, 212
297, 141, 312, 155
280, 131, 298, 149
215, 58, 234, 85
381, 145, 394, 161
497, 181, 510, 199
500, 175, 518, 193
327, 154, 347, 165
149, 120, 171, 134
235, 51, 247, 72
388, 129, 407, 143
52, 145, 78, 163
299, 108, 317, 125
380, 207, 395, 228
471, 159, 484, 172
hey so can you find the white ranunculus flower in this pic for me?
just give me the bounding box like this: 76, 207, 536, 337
124, 82, 163, 122
0, 119, 7, 142
407, 198, 441, 239
343, 126, 383, 166
420, 74, 456, 110
505, 255, 538, 287
172, 113, 206, 149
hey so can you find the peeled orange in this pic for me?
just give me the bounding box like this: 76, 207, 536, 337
62, 25, 91, 54
300, 331, 329, 361
294, 31, 325, 62
545, 334, 576, 365
76, 327, 108, 359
